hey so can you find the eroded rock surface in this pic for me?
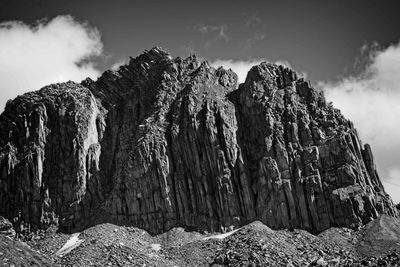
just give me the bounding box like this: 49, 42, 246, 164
0, 47, 396, 235
230, 63, 396, 232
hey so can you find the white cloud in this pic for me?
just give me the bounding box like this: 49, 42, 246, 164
254, 33, 265, 40
110, 59, 128, 71
0, 15, 103, 112
246, 15, 262, 26
319, 42, 400, 203
193, 24, 229, 41
246, 33, 265, 48
193, 24, 229, 48
383, 168, 400, 200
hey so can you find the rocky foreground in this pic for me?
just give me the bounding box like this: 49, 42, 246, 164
1, 215, 400, 266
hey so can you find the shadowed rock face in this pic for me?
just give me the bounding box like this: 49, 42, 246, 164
0, 47, 396, 235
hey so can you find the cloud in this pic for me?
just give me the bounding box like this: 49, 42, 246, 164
254, 33, 265, 40
246, 15, 262, 26
246, 32, 265, 48
319, 42, 400, 203
383, 168, 400, 204
244, 14, 264, 48
110, 59, 128, 71
0, 15, 103, 112
193, 24, 229, 42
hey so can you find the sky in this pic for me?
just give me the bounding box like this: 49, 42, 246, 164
0, 0, 400, 201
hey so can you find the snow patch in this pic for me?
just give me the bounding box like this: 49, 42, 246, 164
56, 233, 84, 257
150, 243, 161, 251
203, 228, 240, 240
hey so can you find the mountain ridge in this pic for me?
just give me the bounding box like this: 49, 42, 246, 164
0, 47, 396, 236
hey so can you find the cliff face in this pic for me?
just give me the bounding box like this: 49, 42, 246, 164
230, 64, 395, 232
0, 48, 396, 234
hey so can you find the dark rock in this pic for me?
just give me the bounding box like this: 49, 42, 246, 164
229, 62, 397, 233
0, 47, 396, 235
0, 216, 15, 237
0, 234, 53, 266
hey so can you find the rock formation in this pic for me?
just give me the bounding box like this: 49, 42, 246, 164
0, 216, 15, 237
0, 47, 396, 235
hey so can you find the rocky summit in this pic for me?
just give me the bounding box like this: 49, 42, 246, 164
0, 47, 396, 240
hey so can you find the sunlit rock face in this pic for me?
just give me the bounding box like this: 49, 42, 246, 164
230, 63, 396, 232
0, 47, 396, 234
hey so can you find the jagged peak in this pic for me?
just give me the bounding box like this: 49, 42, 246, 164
2, 81, 87, 111
90, 48, 241, 94
244, 61, 299, 86
128, 46, 172, 66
